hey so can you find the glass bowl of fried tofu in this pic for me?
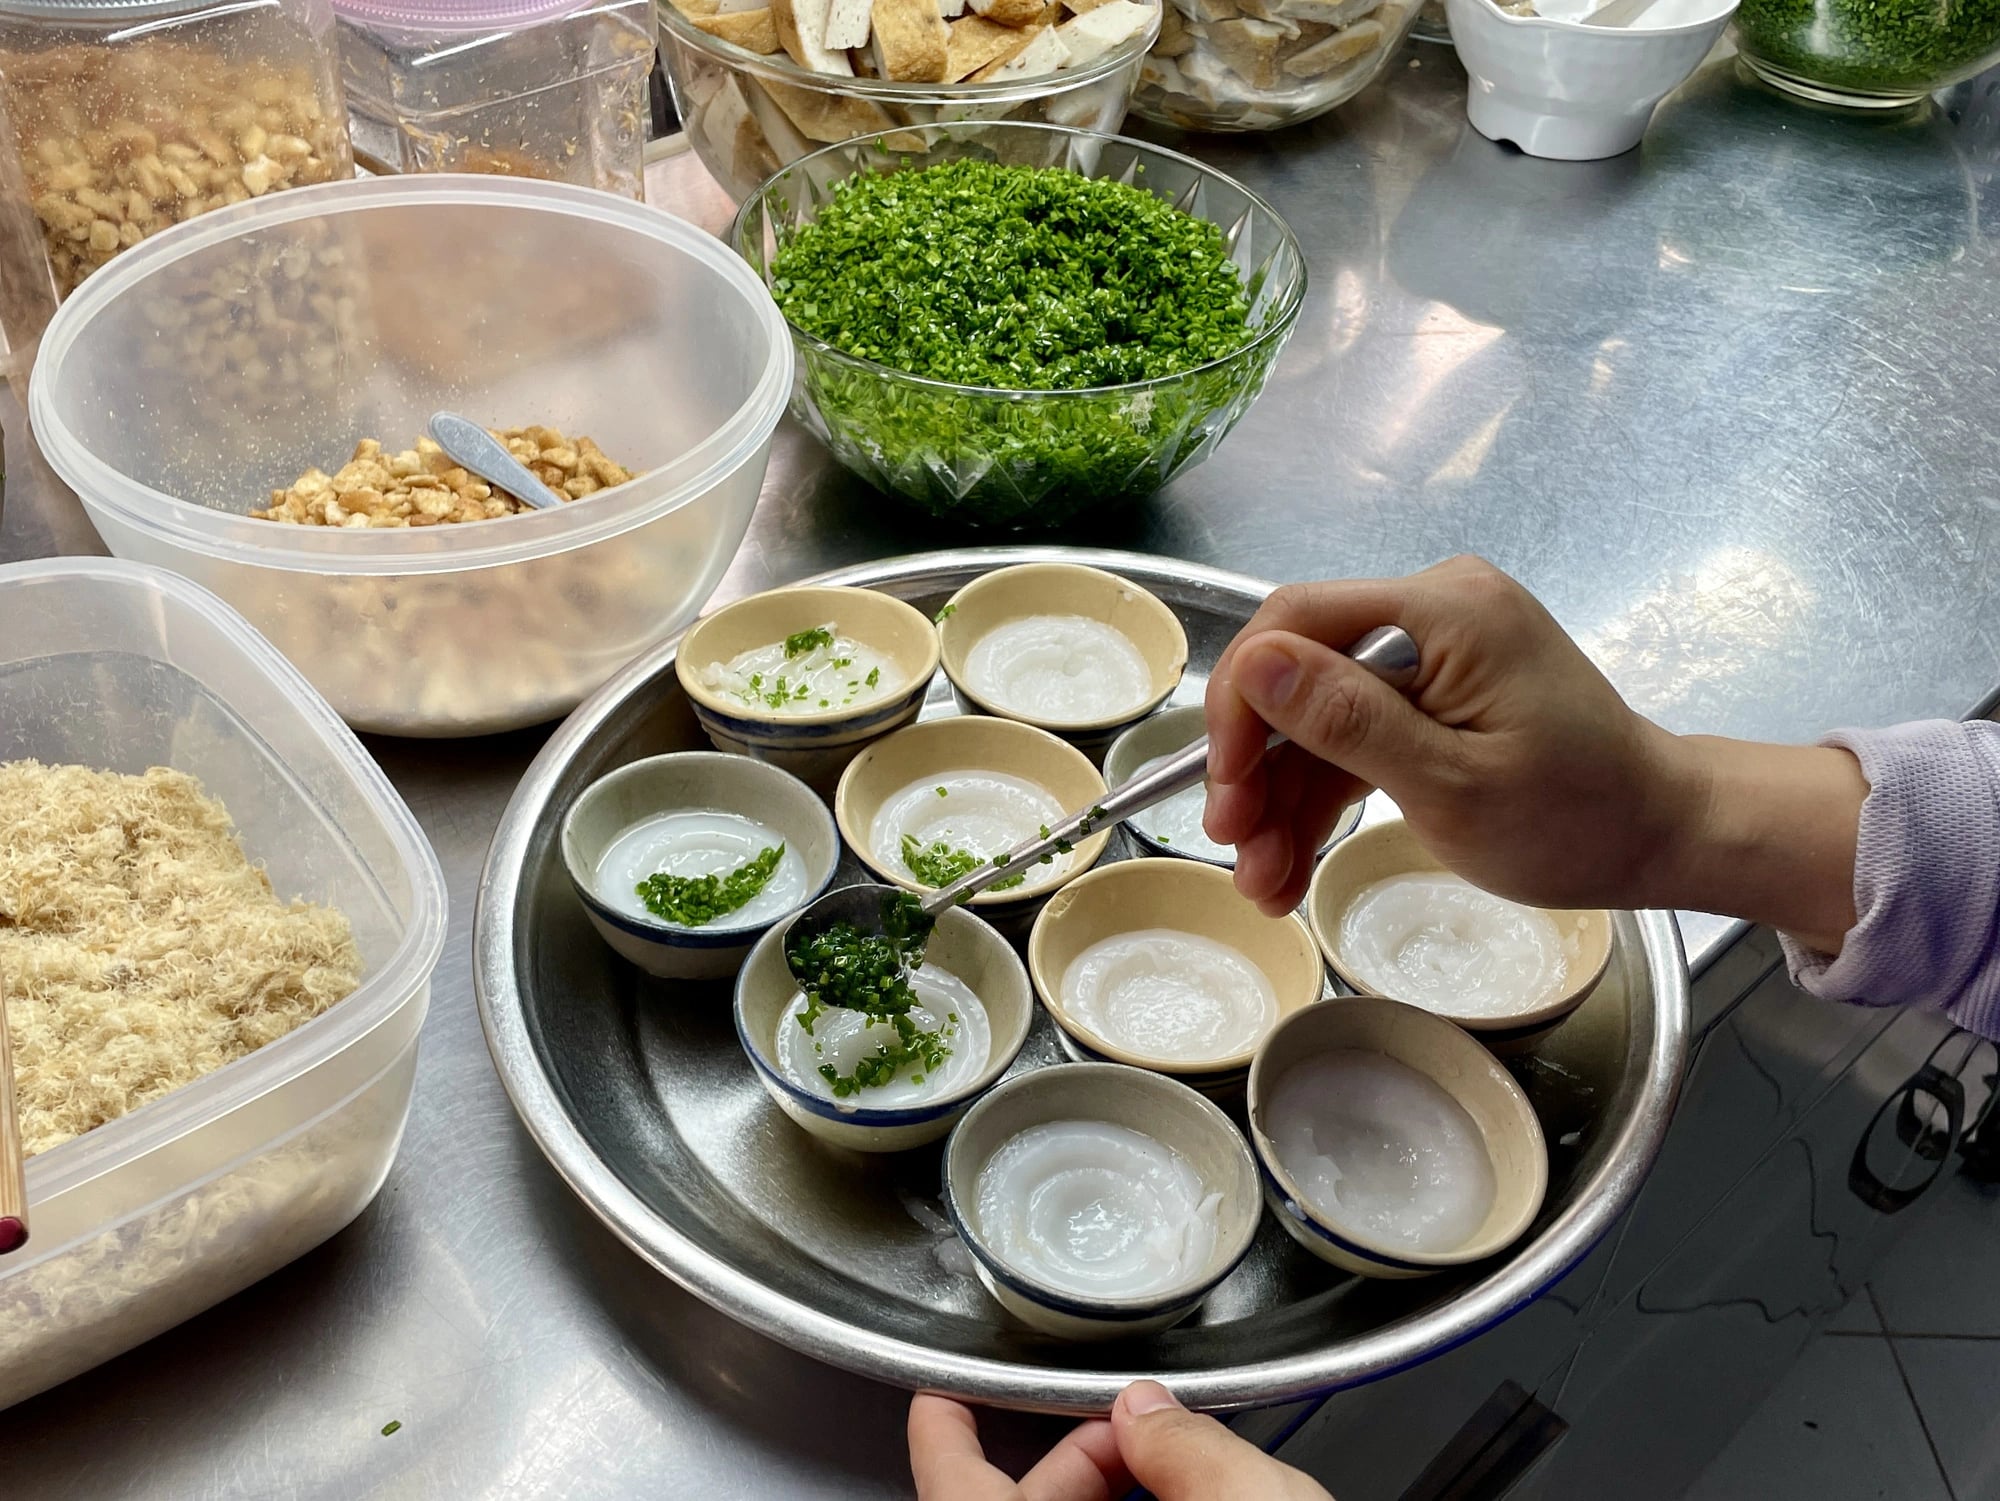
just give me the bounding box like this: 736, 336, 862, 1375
658, 0, 1159, 200
1132, 0, 1418, 130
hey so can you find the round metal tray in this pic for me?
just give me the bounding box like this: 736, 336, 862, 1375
474, 546, 1690, 1413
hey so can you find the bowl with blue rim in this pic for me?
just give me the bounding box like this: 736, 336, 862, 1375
561, 751, 840, 981
940, 1062, 1261, 1340
675, 584, 940, 793
733, 901, 1033, 1153
1245, 996, 1548, 1279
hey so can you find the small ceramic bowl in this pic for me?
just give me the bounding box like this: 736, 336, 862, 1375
676, 584, 940, 791
1028, 858, 1324, 1097
561, 751, 840, 981
1102, 704, 1364, 868
1443, 0, 1738, 161
1247, 997, 1549, 1279
834, 716, 1113, 934
734, 903, 1032, 1153
937, 563, 1188, 761
941, 1062, 1261, 1339
1306, 819, 1613, 1053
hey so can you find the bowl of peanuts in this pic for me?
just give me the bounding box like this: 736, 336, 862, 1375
26, 172, 792, 736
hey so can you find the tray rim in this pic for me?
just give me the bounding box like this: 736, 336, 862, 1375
473, 544, 1692, 1414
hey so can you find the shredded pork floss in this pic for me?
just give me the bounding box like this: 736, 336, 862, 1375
0, 761, 361, 1157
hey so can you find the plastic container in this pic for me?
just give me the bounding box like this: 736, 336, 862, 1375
1734, 0, 2000, 106
0, 555, 446, 1411
657, 0, 1156, 204
1130, 0, 1417, 131
28, 173, 792, 736
0, 0, 352, 376
731, 123, 1304, 530
336, 0, 656, 197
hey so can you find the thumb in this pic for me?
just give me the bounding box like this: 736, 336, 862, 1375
1229, 629, 1455, 795
1113, 1382, 1303, 1501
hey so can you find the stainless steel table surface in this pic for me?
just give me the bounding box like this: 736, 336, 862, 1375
4, 41, 2000, 1499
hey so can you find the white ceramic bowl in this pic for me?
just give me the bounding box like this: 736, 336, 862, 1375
1443, 0, 1737, 161
676, 584, 941, 793
733, 903, 1032, 1152
834, 716, 1113, 934
936, 562, 1187, 760
941, 1062, 1261, 1339
561, 752, 840, 981
1028, 858, 1324, 1096
1247, 997, 1548, 1278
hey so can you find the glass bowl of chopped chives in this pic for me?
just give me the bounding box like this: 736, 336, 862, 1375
730, 122, 1306, 531
1734, 0, 2000, 107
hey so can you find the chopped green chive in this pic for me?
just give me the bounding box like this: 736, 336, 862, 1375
637, 845, 783, 926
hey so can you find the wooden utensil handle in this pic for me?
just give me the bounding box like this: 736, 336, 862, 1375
0, 977, 27, 1253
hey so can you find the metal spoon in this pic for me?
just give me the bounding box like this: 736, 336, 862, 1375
782, 624, 1421, 977
427, 412, 567, 511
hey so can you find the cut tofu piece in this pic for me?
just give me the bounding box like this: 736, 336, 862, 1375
939, 0, 968, 14
946, 12, 1043, 76
700, 73, 783, 191
692, 6, 784, 48
1206, 14, 1286, 85
1233, 0, 1303, 31
1167, 0, 1236, 23
968, 18, 1068, 75
740, 77, 815, 161
1175, 32, 1241, 99
770, 0, 856, 72
1270, 0, 1376, 24
1154, 1, 1197, 48
761, 76, 896, 137
822, 0, 874, 48
1053, 0, 1155, 64
715, 0, 768, 12
1138, 53, 1186, 88
672, 0, 723, 14
1281, 15, 1380, 73
869, 0, 951, 77
968, 0, 1048, 24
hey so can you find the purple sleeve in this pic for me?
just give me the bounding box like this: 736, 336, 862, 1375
1778, 720, 2000, 1040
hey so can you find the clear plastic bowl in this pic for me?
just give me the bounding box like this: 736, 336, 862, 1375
0, 555, 447, 1411
731, 123, 1306, 530
28, 174, 792, 736
657, 0, 1157, 204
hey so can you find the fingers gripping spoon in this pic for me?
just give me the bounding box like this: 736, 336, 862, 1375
782, 625, 1420, 979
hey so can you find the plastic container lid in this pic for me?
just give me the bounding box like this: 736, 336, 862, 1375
0, 0, 251, 19
332, 0, 595, 32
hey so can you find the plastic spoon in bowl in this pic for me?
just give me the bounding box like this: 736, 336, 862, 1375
781, 624, 1421, 977
1578, 0, 1661, 25
427, 412, 568, 512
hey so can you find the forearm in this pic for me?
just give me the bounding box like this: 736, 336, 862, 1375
1644, 734, 1867, 955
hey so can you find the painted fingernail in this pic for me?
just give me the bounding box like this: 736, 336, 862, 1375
1122, 1381, 1183, 1417
1236, 640, 1301, 708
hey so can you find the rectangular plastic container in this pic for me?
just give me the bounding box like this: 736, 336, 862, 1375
0, 555, 446, 1410
336, 0, 655, 197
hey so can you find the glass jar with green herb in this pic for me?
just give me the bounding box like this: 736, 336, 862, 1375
1735, 0, 2000, 107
